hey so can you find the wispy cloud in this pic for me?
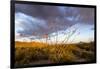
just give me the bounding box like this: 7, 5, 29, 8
15, 12, 47, 36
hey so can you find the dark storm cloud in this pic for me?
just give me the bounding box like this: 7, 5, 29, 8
15, 4, 94, 24
75, 8, 94, 24
15, 3, 95, 36
62, 7, 94, 24
15, 4, 64, 19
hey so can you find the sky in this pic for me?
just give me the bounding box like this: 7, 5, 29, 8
15, 3, 95, 43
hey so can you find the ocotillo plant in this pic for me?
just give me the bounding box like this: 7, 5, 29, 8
42, 34, 49, 44
64, 27, 78, 44
60, 27, 78, 48
70, 32, 80, 44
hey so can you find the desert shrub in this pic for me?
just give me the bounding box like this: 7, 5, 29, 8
76, 42, 95, 51
80, 51, 94, 61
72, 50, 82, 57
48, 46, 77, 63
15, 47, 50, 65
15, 47, 26, 62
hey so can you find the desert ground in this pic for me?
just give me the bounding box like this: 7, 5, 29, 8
15, 41, 95, 67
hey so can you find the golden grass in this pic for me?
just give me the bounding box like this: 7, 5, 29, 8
15, 41, 47, 48
15, 41, 95, 67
